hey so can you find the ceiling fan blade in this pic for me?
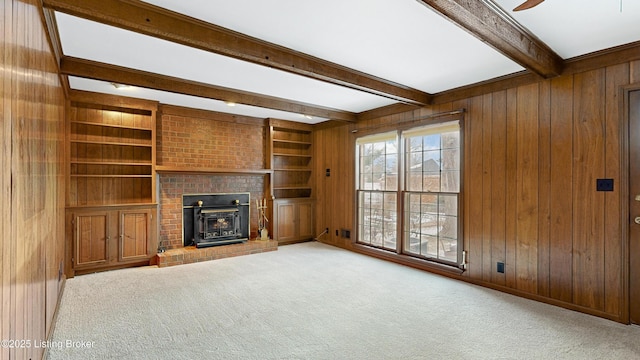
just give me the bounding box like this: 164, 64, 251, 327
513, 0, 545, 11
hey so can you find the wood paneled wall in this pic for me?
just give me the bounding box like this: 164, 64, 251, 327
314, 60, 640, 322
1, 0, 66, 359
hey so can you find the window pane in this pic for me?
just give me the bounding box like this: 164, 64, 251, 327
409, 151, 422, 169
386, 140, 397, 154
440, 215, 458, 240
372, 155, 385, 173
423, 234, 437, 257
441, 131, 459, 149
407, 171, 421, 191
423, 134, 440, 150
441, 149, 459, 170
423, 150, 440, 170
423, 172, 441, 192
360, 155, 371, 174
363, 143, 373, 156
409, 137, 422, 151
406, 231, 420, 254
440, 194, 458, 216
441, 171, 459, 193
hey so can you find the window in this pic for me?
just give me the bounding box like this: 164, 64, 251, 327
356, 132, 398, 251
403, 122, 460, 264
356, 121, 462, 267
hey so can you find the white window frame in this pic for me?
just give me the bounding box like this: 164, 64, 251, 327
355, 120, 463, 268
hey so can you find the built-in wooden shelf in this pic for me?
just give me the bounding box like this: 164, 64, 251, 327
274, 168, 312, 172
274, 185, 312, 190
70, 120, 153, 131
70, 139, 153, 147
155, 165, 273, 175
70, 174, 153, 178
272, 153, 312, 158
273, 139, 311, 146
70, 161, 152, 166
66, 203, 158, 210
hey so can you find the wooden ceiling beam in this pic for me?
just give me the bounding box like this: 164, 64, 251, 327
43, 0, 432, 106
416, 0, 563, 78
60, 56, 357, 122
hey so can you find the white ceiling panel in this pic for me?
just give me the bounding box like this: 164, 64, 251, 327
56, 12, 397, 113
68, 77, 328, 124
51, 0, 640, 122
495, 0, 640, 58
140, 0, 524, 93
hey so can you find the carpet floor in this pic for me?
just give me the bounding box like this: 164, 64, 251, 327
46, 242, 640, 359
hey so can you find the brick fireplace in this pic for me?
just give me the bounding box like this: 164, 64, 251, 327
154, 106, 278, 267
155, 173, 277, 267
158, 174, 267, 250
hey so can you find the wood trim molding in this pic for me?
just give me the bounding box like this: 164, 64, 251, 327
43, 0, 431, 106
61, 56, 357, 122
268, 118, 314, 132
433, 41, 640, 105
39, 6, 63, 66
155, 166, 273, 176
69, 89, 159, 111
357, 103, 421, 122
417, 0, 563, 78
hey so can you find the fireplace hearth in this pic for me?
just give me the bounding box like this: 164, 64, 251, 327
183, 193, 250, 248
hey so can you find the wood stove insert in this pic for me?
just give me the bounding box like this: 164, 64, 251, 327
183, 193, 250, 248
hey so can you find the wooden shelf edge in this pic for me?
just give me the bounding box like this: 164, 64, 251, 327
66, 203, 158, 210
70, 139, 153, 147
156, 166, 273, 175
70, 161, 153, 166
70, 174, 152, 178
274, 168, 312, 172
70, 120, 153, 131
272, 153, 311, 158
274, 186, 312, 190
273, 139, 311, 145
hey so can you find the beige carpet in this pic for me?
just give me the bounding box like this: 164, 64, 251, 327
46, 242, 640, 360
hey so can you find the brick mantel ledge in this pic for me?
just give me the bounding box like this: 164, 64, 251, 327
156, 239, 278, 267
156, 165, 273, 175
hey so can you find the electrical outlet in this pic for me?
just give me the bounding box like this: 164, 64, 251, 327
596, 178, 614, 192
497, 262, 505, 274
339, 229, 352, 238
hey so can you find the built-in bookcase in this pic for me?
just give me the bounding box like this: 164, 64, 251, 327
267, 119, 314, 244
269, 121, 313, 199
68, 99, 155, 206
65, 91, 158, 277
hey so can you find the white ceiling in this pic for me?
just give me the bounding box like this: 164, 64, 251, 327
55, 0, 640, 124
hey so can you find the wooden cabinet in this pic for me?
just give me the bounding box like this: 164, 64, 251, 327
273, 198, 314, 245
267, 119, 315, 244
66, 91, 159, 276
74, 210, 110, 268
69, 206, 157, 275
119, 209, 153, 262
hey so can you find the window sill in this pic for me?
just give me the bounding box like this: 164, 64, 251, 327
352, 243, 465, 277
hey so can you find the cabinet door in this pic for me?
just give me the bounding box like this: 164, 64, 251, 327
275, 202, 297, 243
119, 209, 152, 262
298, 201, 314, 240
74, 211, 110, 267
